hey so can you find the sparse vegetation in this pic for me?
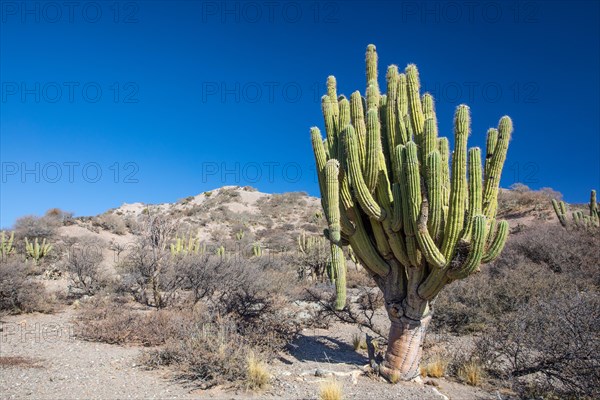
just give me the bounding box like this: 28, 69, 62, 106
319, 379, 343, 400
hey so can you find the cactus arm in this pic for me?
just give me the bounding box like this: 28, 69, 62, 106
350, 91, 367, 167
405, 65, 425, 146
440, 105, 470, 261
391, 182, 403, 232
364, 108, 382, 192
324, 159, 348, 309
345, 125, 386, 221
552, 199, 568, 227
484, 128, 498, 181
425, 151, 443, 242
462, 148, 483, 240
483, 117, 513, 220
482, 220, 509, 263
447, 215, 487, 280
404, 142, 446, 268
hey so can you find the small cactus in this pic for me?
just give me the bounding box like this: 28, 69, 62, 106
252, 242, 262, 257
170, 232, 204, 256
1, 231, 15, 258
216, 245, 225, 257
235, 229, 245, 241
25, 237, 52, 264
552, 189, 599, 229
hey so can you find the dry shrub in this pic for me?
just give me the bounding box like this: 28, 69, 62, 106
141, 315, 259, 389
476, 291, 599, 398
0, 260, 52, 315
433, 222, 599, 398
63, 237, 106, 295
319, 379, 343, 400
97, 213, 127, 235
14, 214, 61, 240
423, 355, 449, 378
497, 184, 560, 219
352, 332, 366, 351
457, 359, 484, 386
246, 351, 270, 391
75, 298, 182, 346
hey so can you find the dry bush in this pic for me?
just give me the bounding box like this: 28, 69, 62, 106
0, 260, 52, 315
246, 351, 270, 391
457, 359, 484, 386
476, 291, 599, 398
63, 237, 106, 295
75, 298, 183, 345
422, 355, 449, 378
97, 213, 127, 235
352, 332, 367, 351
433, 222, 599, 398
14, 214, 61, 240
319, 379, 343, 400
497, 184, 560, 219
433, 224, 599, 334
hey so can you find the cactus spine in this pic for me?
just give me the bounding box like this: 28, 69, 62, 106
25, 237, 52, 264
309, 45, 513, 381
552, 189, 600, 228
1, 231, 15, 258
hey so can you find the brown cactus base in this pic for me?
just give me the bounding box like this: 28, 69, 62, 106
379, 314, 431, 382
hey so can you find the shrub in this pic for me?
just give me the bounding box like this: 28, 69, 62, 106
476, 292, 599, 398
319, 379, 343, 400
98, 213, 127, 235
14, 214, 61, 239
457, 359, 484, 386
63, 237, 105, 295
0, 260, 51, 315
246, 352, 270, 391
422, 355, 449, 378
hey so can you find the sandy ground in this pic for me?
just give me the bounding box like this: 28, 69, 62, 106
0, 307, 495, 400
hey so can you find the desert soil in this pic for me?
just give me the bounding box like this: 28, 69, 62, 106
0, 307, 495, 400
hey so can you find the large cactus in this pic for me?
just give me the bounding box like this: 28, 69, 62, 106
309, 45, 512, 381
552, 189, 600, 228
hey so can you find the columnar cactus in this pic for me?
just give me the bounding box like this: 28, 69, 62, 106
170, 232, 204, 256
25, 237, 52, 264
252, 242, 262, 257
552, 189, 600, 228
1, 231, 15, 258
309, 44, 512, 381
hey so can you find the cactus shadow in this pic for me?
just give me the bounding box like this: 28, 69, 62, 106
286, 334, 368, 366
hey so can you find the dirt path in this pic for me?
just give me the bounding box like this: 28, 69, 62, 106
1, 308, 493, 400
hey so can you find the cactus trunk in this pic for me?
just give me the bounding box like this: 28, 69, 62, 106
309, 44, 513, 381
380, 313, 431, 381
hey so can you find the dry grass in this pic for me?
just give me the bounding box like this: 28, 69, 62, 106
457, 360, 484, 386
422, 355, 449, 378
351, 333, 366, 351
319, 379, 343, 400
0, 356, 44, 369
246, 352, 270, 391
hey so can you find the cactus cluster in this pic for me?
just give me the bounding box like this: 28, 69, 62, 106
170, 232, 205, 256
297, 230, 335, 283
311, 45, 512, 313
216, 245, 226, 257
309, 45, 513, 380
236, 229, 245, 241
1, 231, 15, 258
25, 237, 52, 264
252, 242, 262, 257
552, 189, 599, 228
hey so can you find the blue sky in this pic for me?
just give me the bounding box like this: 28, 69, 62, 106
1, 0, 599, 228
